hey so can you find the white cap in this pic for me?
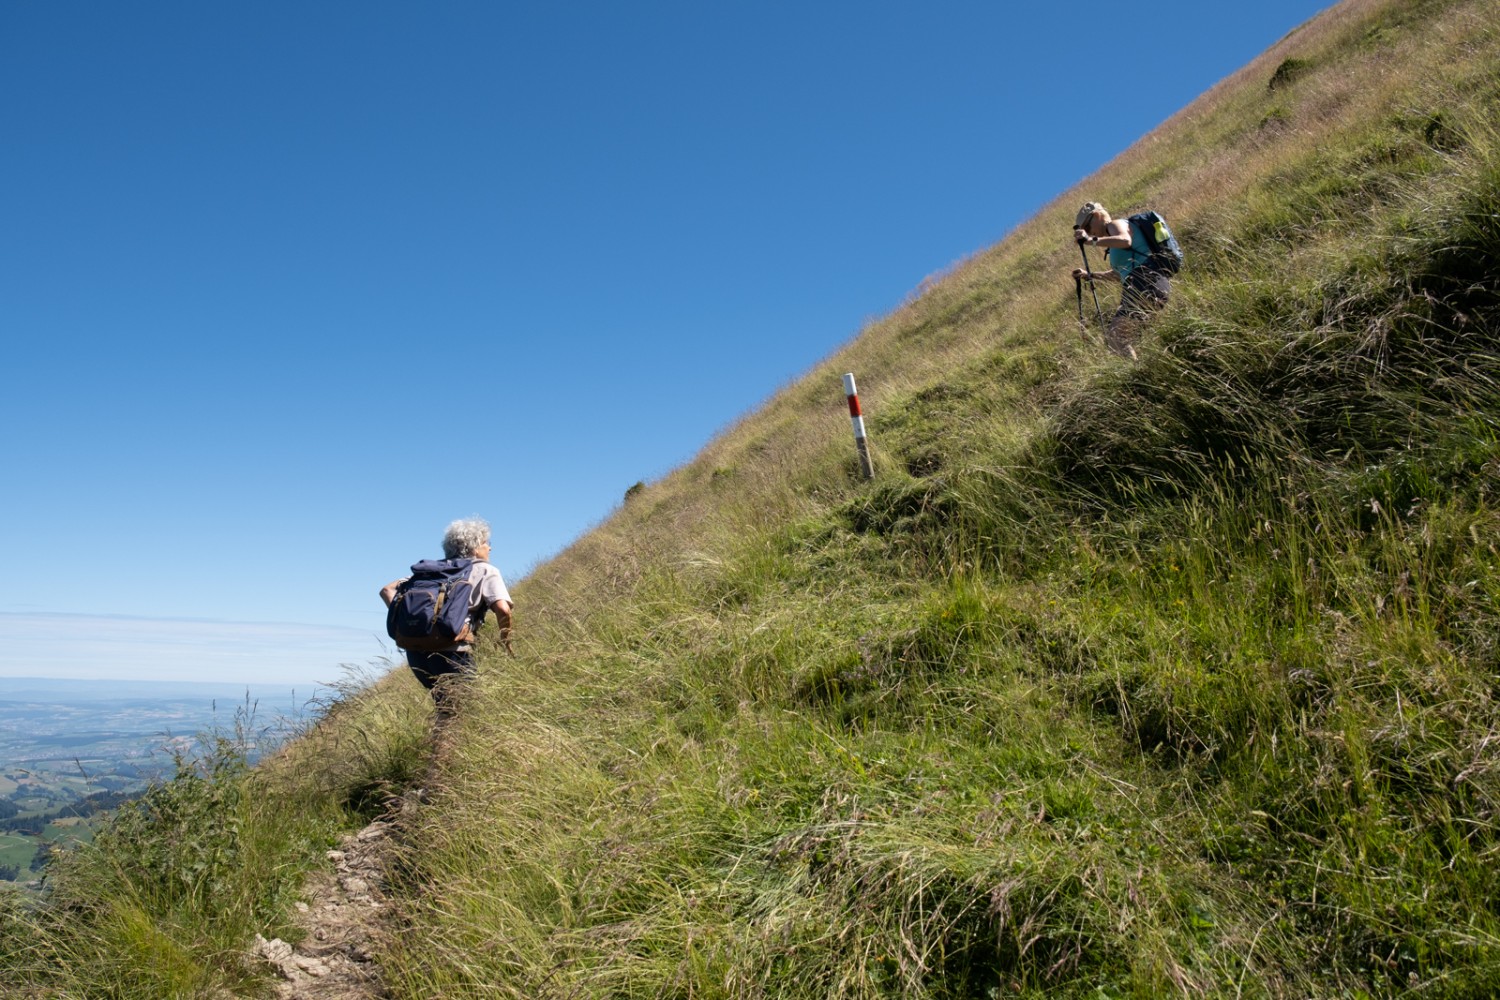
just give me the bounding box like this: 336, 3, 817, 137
1075, 202, 1107, 228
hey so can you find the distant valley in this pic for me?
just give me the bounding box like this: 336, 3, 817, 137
0, 677, 326, 883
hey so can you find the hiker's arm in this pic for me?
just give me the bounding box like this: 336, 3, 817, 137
379, 578, 406, 608
1093, 219, 1133, 250
1072, 265, 1119, 283
1072, 221, 1132, 251
491, 599, 514, 654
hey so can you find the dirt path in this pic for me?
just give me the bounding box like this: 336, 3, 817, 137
252, 818, 396, 998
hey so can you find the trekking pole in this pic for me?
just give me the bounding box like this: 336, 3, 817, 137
1074, 275, 1089, 341
1077, 240, 1106, 328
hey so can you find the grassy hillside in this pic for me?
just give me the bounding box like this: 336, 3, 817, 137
6, 0, 1500, 995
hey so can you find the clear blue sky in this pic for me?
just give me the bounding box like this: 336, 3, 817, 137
1, 0, 1332, 685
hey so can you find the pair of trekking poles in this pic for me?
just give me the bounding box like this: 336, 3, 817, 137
1075, 238, 1106, 340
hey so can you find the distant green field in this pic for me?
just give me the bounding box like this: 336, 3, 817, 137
0, 819, 102, 882
0, 833, 36, 875
45, 820, 96, 847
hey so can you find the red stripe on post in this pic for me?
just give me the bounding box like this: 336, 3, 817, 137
842, 372, 874, 479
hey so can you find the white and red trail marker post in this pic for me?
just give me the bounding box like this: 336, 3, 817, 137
843, 372, 875, 480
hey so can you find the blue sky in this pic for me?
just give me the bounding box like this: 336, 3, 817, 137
1, 1, 1332, 685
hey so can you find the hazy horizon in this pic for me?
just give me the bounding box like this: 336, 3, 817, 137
0, 674, 338, 698
0, 612, 389, 688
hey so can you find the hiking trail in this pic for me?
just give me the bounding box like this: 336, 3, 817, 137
252, 817, 395, 998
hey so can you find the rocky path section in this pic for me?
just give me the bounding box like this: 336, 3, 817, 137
253, 819, 395, 998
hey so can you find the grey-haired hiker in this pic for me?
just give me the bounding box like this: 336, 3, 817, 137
1071, 201, 1177, 359
380, 517, 514, 725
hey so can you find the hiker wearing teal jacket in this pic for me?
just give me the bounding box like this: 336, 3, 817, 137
1071, 201, 1173, 359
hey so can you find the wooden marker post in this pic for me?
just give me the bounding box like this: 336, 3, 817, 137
843, 372, 875, 480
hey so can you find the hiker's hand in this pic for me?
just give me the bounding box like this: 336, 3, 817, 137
1074, 228, 1089, 243
1072, 267, 1090, 280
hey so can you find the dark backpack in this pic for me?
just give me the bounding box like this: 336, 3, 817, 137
1128, 211, 1184, 275
386, 558, 477, 651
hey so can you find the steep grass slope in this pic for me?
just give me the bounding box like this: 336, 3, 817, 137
4, 0, 1499, 996
378, 0, 1500, 995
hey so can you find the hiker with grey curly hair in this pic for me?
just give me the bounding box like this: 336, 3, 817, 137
381, 517, 513, 719
442, 518, 493, 560
1070, 201, 1180, 359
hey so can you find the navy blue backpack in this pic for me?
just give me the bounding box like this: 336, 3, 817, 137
386, 558, 477, 651
1128, 211, 1184, 275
